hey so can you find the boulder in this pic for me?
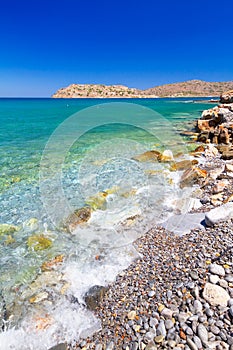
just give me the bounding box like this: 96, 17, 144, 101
84, 285, 108, 311
205, 202, 233, 226
220, 90, 233, 104
132, 150, 161, 162
161, 212, 205, 236
158, 149, 174, 162
170, 159, 198, 171
203, 283, 230, 307
180, 167, 207, 188
49, 344, 68, 350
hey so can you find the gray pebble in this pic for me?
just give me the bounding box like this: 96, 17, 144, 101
161, 308, 173, 319
187, 282, 195, 289
186, 338, 198, 350
106, 341, 114, 350
229, 306, 233, 317
149, 318, 158, 328
219, 279, 228, 289
186, 327, 194, 336
95, 345, 103, 350
190, 271, 199, 280
209, 274, 220, 284
194, 300, 203, 312
197, 324, 208, 343
165, 319, 174, 330
156, 320, 166, 337
148, 291, 155, 298
215, 320, 224, 328
205, 308, 214, 317
193, 335, 202, 349
198, 315, 207, 323
208, 317, 215, 325
209, 263, 225, 277
219, 331, 227, 341
225, 274, 233, 283
132, 343, 139, 350
144, 332, 156, 343
210, 325, 220, 335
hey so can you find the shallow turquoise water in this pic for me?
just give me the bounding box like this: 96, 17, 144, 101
0, 97, 214, 349
0, 97, 212, 192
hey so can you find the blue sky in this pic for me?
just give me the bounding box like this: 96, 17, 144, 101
0, 0, 233, 97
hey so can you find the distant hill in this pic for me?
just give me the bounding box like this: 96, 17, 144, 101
52, 80, 233, 98
143, 80, 233, 97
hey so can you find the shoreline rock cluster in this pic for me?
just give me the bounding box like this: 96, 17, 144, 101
197, 91, 233, 160
65, 92, 233, 350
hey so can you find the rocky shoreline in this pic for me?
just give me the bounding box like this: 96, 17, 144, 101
64, 93, 233, 350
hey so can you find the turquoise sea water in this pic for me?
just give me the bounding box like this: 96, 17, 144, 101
0, 98, 215, 349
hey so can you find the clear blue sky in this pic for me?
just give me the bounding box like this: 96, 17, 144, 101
0, 0, 233, 97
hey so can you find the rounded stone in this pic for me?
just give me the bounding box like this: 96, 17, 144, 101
197, 324, 208, 343
154, 335, 164, 344
209, 263, 225, 277
165, 319, 174, 330
209, 274, 220, 284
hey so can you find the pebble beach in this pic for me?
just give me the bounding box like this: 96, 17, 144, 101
69, 96, 233, 350
70, 222, 233, 350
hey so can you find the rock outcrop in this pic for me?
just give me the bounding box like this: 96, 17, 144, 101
196, 90, 233, 160
220, 90, 233, 104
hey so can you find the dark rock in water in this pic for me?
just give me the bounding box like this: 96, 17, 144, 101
84, 285, 108, 311
63, 206, 92, 233
49, 343, 68, 350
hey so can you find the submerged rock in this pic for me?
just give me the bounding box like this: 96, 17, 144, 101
63, 206, 92, 232
27, 234, 52, 251
85, 192, 108, 210
41, 255, 64, 271
170, 159, 198, 171
0, 223, 19, 236
24, 218, 39, 231
132, 150, 161, 162
84, 285, 108, 311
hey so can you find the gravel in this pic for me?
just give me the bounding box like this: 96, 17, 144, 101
69, 219, 233, 350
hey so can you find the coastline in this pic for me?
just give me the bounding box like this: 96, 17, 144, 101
67, 101, 233, 350
1, 97, 233, 350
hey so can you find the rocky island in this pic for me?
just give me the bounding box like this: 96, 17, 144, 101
52, 80, 233, 98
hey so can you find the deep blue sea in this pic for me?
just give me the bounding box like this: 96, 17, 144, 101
0, 98, 215, 349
